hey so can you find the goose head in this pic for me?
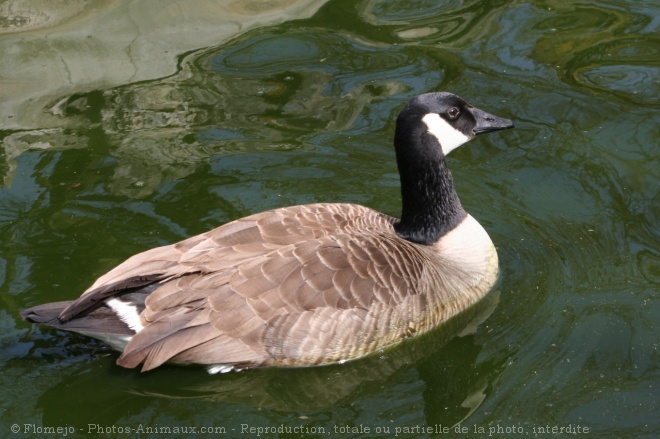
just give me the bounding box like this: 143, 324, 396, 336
393, 92, 513, 245
396, 92, 513, 156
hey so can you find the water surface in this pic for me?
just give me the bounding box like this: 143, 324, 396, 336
1, 0, 658, 438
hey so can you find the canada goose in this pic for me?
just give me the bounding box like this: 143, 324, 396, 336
22, 92, 513, 373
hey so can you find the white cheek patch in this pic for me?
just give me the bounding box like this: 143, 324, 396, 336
422, 113, 471, 156
107, 298, 144, 332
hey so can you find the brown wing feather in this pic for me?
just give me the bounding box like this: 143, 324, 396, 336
58, 203, 443, 371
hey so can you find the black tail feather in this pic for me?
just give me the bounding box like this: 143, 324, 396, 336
21, 301, 133, 337
21, 301, 72, 325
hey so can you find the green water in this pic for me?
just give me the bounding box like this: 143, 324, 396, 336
1, 0, 658, 438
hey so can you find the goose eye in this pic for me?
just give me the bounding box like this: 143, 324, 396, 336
447, 107, 460, 120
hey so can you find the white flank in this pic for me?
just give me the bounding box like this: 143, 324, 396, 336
207, 364, 235, 374
422, 113, 471, 156
107, 298, 144, 332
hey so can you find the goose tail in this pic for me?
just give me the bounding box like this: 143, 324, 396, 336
21, 301, 135, 351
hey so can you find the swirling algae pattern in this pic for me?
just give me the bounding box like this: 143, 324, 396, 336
532, 2, 659, 105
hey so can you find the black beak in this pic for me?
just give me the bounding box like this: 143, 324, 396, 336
471, 107, 514, 135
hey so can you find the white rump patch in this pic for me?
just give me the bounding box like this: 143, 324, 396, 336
107, 298, 144, 332
207, 364, 235, 374
422, 113, 471, 156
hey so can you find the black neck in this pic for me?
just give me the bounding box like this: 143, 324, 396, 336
393, 118, 467, 245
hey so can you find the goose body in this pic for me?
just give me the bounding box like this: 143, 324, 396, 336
22, 92, 513, 372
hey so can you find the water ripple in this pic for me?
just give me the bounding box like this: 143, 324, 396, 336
566, 36, 660, 105
18, 25, 452, 197
530, 3, 660, 105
